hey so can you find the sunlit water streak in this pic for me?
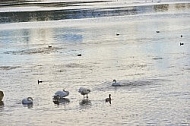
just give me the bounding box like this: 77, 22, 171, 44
0, 0, 190, 125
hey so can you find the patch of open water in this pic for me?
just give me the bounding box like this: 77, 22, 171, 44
0, 0, 190, 125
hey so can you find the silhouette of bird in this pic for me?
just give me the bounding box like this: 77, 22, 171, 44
105, 94, 111, 104
38, 80, 43, 84
180, 42, 184, 46
116, 33, 120, 36
0, 90, 4, 101
77, 54, 82, 56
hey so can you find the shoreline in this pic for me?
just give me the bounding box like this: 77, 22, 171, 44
0, 0, 190, 12
0, 1, 190, 23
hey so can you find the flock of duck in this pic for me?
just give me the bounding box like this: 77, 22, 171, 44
0, 80, 120, 107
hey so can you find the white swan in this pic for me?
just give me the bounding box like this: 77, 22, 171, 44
112, 79, 121, 86
78, 87, 91, 98
22, 97, 33, 104
53, 89, 69, 99
0, 90, 4, 101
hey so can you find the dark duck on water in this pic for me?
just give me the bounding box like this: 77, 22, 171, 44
105, 94, 111, 104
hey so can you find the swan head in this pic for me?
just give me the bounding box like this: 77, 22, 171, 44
63, 89, 68, 92
109, 94, 111, 98
113, 79, 116, 83
86, 89, 91, 93
63, 89, 69, 95
27, 97, 33, 101
112, 79, 121, 86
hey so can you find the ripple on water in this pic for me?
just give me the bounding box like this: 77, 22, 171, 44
93, 78, 165, 92
4, 47, 63, 55
0, 66, 21, 70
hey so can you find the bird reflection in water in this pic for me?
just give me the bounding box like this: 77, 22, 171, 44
0, 101, 4, 107
22, 103, 33, 108
79, 99, 91, 106
53, 97, 70, 105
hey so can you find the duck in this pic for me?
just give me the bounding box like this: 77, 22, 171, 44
105, 94, 111, 104
77, 54, 82, 56
38, 80, 43, 84
48, 45, 52, 48
112, 79, 121, 86
0, 90, 4, 101
53, 89, 69, 99
116, 33, 120, 36
78, 87, 91, 98
22, 97, 33, 104
180, 42, 184, 46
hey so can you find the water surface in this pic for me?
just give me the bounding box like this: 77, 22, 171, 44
0, 0, 190, 125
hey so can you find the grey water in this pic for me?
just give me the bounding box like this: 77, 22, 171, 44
0, 0, 190, 125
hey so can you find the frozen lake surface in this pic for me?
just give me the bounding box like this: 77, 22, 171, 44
0, 0, 190, 125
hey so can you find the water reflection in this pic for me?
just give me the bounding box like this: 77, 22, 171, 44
0, 27, 82, 47
0, 101, 4, 107
54, 28, 83, 44
22, 103, 33, 109
53, 98, 70, 105
79, 99, 92, 106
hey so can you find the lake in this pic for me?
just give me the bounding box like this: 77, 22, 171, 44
0, 0, 190, 125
